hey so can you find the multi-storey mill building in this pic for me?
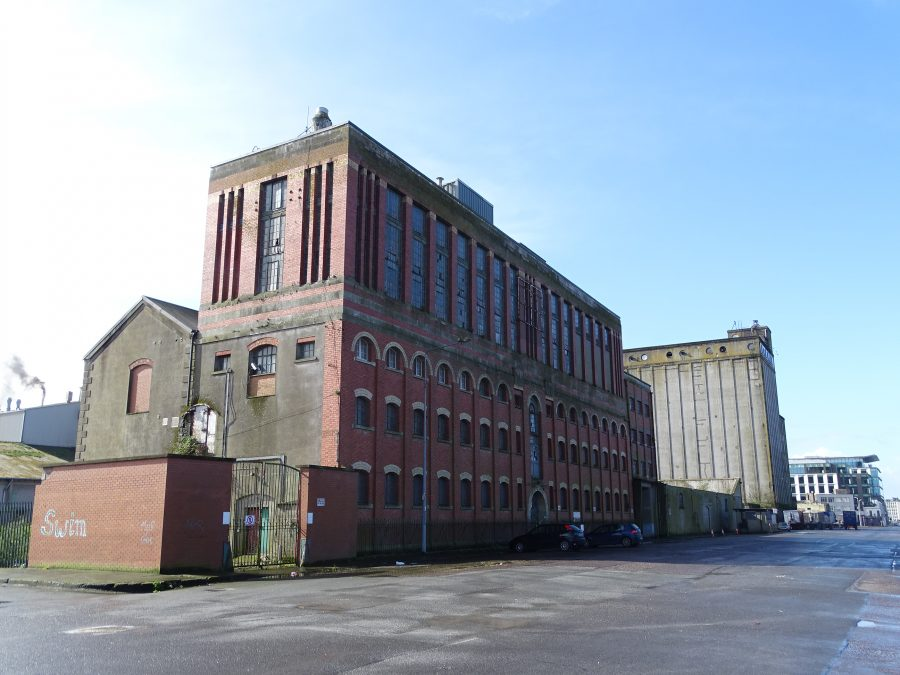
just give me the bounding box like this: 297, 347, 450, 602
189, 109, 634, 537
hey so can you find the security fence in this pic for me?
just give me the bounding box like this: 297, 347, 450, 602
229, 461, 301, 568
0, 502, 33, 567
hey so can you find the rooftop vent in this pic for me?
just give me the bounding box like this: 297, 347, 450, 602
312, 107, 332, 131
440, 178, 493, 225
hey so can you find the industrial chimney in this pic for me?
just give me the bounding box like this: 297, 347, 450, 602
312, 107, 332, 131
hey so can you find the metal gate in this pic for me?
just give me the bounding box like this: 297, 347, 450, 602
229, 461, 301, 568
0, 502, 33, 567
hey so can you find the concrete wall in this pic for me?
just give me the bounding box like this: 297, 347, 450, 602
659, 483, 740, 536
28, 455, 233, 572
625, 334, 791, 508
79, 308, 193, 461
298, 466, 358, 563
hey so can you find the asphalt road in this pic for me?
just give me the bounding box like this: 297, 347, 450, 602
2, 528, 898, 674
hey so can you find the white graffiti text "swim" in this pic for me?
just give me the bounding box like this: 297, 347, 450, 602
39, 509, 87, 538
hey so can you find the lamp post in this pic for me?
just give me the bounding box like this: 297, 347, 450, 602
421, 336, 470, 554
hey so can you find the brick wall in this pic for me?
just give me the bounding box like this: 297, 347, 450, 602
29, 455, 233, 572
298, 466, 357, 563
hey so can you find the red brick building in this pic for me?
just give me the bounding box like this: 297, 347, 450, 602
83, 109, 639, 549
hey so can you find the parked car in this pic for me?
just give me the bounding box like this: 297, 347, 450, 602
509, 523, 586, 553
777, 522, 790, 531
586, 523, 643, 548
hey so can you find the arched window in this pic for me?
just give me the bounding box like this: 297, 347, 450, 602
570, 443, 577, 464
612, 453, 619, 471
592, 448, 599, 467
569, 407, 577, 423
459, 370, 472, 391
385, 402, 400, 433
614, 492, 621, 512
412, 408, 425, 437
385, 346, 401, 370
480, 480, 492, 510
355, 337, 374, 362
610, 422, 618, 436
355, 396, 371, 427
437, 364, 450, 385
459, 419, 472, 445
356, 470, 370, 506
437, 414, 450, 442
548, 486, 556, 510
497, 384, 509, 403
556, 403, 565, 418
437, 476, 450, 507
605, 492, 612, 511
559, 487, 569, 510
582, 411, 588, 426
478, 377, 491, 398
127, 362, 152, 414
602, 449, 610, 469
558, 440, 566, 463
413, 355, 425, 378
581, 446, 588, 466
384, 471, 400, 507
499, 482, 510, 510
593, 491, 601, 512
498, 428, 509, 453
248, 344, 277, 397
621, 453, 628, 472
460, 478, 472, 508
572, 488, 580, 511
480, 423, 491, 449
412, 474, 423, 507
623, 492, 630, 511
602, 418, 609, 432
592, 415, 599, 430
620, 425, 627, 438
584, 489, 590, 513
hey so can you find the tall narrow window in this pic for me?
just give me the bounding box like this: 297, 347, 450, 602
475, 245, 488, 337
127, 362, 152, 414
529, 399, 542, 480
562, 301, 572, 375
456, 232, 471, 330
384, 472, 399, 507
357, 470, 370, 506
434, 220, 450, 321
384, 188, 403, 300
550, 294, 560, 370
411, 205, 428, 310
460, 478, 472, 508
438, 476, 450, 507
480, 480, 492, 510
412, 474, 423, 508
508, 266, 518, 351
257, 178, 286, 293
492, 256, 506, 346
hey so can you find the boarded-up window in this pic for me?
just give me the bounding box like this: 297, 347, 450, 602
127, 363, 152, 414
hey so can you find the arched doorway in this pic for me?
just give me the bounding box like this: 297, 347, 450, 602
529, 491, 548, 524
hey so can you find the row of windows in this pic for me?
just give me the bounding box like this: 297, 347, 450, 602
353, 334, 630, 435
377, 185, 622, 395
358, 470, 630, 513
353, 396, 633, 464
628, 396, 652, 417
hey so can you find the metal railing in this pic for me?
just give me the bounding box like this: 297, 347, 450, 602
0, 502, 33, 567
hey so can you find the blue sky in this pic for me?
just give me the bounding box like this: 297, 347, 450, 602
2, 0, 898, 496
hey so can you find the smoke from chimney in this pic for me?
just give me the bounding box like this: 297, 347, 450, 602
7, 356, 46, 406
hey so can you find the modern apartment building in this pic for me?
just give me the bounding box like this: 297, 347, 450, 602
789, 455, 883, 507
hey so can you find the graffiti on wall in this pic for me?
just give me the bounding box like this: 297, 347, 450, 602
39, 509, 88, 538
139, 520, 155, 545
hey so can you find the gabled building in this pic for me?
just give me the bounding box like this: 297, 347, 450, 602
76, 296, 197, 460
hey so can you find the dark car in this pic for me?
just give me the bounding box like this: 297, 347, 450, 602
586, 523, 643, 548
509, 523, 587, 553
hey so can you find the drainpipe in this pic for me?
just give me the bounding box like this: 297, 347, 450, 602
186, 329, 199, 406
